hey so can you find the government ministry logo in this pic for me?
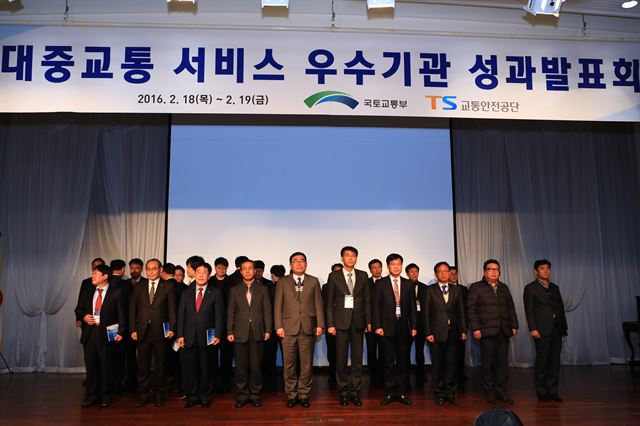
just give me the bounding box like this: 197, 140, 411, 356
304, 91, 359, 110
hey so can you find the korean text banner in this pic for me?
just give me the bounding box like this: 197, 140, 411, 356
0, 25, 638, 121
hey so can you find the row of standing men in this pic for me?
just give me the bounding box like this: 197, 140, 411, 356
75, 247, 568, 409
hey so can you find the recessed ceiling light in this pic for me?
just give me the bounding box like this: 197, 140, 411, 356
621, 1, 638, 9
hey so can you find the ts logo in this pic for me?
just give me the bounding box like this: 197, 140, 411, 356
425, 95, 457, 111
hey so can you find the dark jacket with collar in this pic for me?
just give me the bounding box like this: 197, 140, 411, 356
178, 283, 224, 348
467, 279, 518, 337
523, 280, 568, 336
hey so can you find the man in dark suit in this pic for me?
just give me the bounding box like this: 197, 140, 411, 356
366, 258, 384, 385
129, 258, 177, 407
75, 257, 106, 327
177, 261, 224, 408
425, 262, 467, 405
274, 252, 325, 408
114, 258, 145, 391
161, 263, 182, 396
467, 259, 519, 404
323, 263, 342, 387
373, 253, 417, 406
406, 263, 428, 385
449, 265, 469, 386
263, 264, 286, 391
227, 259, 273, 408
523, 259, 568, 402
220, 255, 248, 392
75, 264, 126, 407
326, 246, 371, 406
173, 264, 189, 399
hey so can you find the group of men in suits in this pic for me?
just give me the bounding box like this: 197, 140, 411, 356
75, 250, 568, 409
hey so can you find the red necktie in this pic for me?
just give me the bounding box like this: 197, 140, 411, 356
196, 288, 203, 312
95, 288, 103, 314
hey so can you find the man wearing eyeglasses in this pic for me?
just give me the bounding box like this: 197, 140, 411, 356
129, 258, 177, 407
467, 259, 518, 405
523, 259, 568, 403
274, 252, 325, 408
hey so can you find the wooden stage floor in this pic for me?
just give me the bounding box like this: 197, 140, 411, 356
0, 366, 638, 425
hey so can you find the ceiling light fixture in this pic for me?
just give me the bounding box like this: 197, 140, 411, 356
524, 0, 565, 17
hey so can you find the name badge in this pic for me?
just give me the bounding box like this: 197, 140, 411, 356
416, 301, 421, 312
93, 312, 101, 325
344, 295, 354, 309
395, 304, 401, 317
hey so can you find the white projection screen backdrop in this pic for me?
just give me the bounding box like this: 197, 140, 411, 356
167, 116, 455, 365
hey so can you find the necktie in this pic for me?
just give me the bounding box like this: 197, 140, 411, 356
296, 277, 302, 301
95, 288, 103, 314
149, 281, 156, 305
393, 278, 400, 305
347, 272, 354, 294
246, 285, 252, 305
196, 287, 203, 312
442, 285, 449, 303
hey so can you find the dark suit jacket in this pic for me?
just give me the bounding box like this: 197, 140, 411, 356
452, 282, 468, 305
177, 283, 224, 349
467, 279, 518, 337
414, 281, 428, 333
116, 277, 146, 317
372, 275, 418, 336
259, 277, 277, 332
75, 284, 127, 345
227, 281, 273, 343
523, 280, 568, 336
274, 274, 325, 336
129, 278, 177, 342
75, 277, 94, 321
326, 269, 371, 331
424, 283, 467, 342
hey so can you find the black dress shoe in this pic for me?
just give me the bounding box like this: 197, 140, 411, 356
235, 399, 246, 408
398, 395, 412, 405
100, 399, 110, 408
538, 394, 551, 402
340, 396, 349, 406
184, 401, 195, 408
497, 394, 514, 404
549, 394, 563, 403
487, 395, 497, 404
201, 401, 211, 408
287, 398, 297, 408
81, 400, 97, 408
251, 399, 262, 407
380, 395, 393, 405
351, 395, 362, 406
155, 399, 164, 407
299, 399, 310, 408
446, 395, 459, 406
436, 398, 445, 406
136, 398, 150, 408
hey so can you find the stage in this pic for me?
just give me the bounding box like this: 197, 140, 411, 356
0, 366, 638, 425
